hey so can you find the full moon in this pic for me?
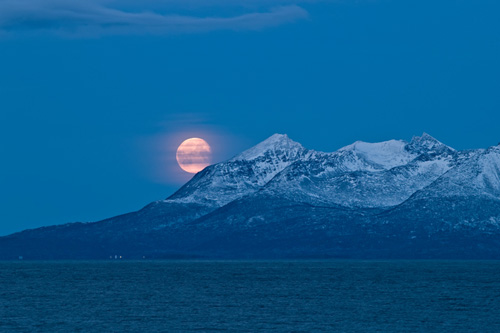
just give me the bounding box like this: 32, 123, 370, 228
176, 138, 212, 174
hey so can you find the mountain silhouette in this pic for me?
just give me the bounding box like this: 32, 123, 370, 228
1, 134, 500, 259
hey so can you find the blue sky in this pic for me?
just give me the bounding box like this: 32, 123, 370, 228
1, 0, 499, 235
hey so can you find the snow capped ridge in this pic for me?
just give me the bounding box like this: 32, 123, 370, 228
331, 133, 454, 171
337, 133, 454, 160
231, 133, 306, 161
338, 139, 413, 169
339, 139, 406, 152
411, 143, 500, 201
407, 132, 455, 154
166, 134, 308, 207
260, 133, 460, 208
166, 132, 481, 210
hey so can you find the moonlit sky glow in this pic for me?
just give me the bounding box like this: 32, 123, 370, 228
0, 0, 499, 235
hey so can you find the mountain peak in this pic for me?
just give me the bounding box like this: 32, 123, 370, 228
407, 133, 454, 153
232, 134, 305, 161
338, 139, 414, 169
339, 139, 407, 152
169, 134, 307, 206
262, 133, 292, 144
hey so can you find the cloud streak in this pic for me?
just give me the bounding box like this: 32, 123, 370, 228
0, 0, 310, 37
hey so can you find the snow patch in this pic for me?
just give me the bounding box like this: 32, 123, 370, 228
339, 139, 416, 169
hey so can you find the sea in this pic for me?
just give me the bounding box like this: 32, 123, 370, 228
1, 260, 500, 332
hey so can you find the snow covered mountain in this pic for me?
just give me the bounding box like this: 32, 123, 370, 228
262, 133, 458, 208
1, 133, 499, 259
167, 133, 458, 208
167, 134, 309, 206
412, 145, 500, 200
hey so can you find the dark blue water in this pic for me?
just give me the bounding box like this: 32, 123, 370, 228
1, 261, 500, 332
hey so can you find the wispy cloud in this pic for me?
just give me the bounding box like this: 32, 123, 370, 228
0, 0, 310, 37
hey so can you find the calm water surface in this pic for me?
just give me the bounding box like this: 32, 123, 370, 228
1, 261, 500, 332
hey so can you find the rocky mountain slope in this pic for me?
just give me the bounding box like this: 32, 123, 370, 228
1, 134, 499, 259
